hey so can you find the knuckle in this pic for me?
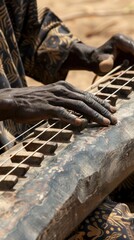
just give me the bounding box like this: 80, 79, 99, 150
101, 107, 110, 117
58, 81, 74, 91
55, 85, 61, 91
57, 106, 66, 115
93, 95, 110, 108
58, 80, 66, 86
98, 98, 106, 106
78, 100, 85, 109
85, 95, 94, 106
111, 33, 124, 42
92, 95, 102, 105
46, 105, 56, 115
55, 85, 66, 93
85, 92, 92, 99
48, 106, 65, 118
91, 111, 100, 121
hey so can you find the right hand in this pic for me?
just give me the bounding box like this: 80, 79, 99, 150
0, 81, 117, 126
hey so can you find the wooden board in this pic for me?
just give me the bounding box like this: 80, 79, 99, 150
0, 90, 134, 240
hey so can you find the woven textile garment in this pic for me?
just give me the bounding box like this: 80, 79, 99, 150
0, 1, 133, 239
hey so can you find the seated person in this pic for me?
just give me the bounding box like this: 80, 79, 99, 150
0, 1, 134, 239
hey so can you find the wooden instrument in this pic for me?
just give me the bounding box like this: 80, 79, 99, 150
0, 65, 134, 240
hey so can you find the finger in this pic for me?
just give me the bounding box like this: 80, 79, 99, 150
98, 54, 114, 73
83, 95, 117, 124
51, 88, 117, 123
86, 92, 116, 113
54, 98, 116, 126
112, 34, 134, 55
48, 106, 88, 126
49, 81, 117, 123
57, 82, 116, 114
14, 104, 87, 126
64, 92, 117, 124
56, 80, 85, 95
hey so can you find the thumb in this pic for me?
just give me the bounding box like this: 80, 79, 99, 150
98, 54, 114, 73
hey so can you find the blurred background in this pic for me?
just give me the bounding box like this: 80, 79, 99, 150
36, 0, 134, 90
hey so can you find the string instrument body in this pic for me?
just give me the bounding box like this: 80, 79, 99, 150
0, 68, 134, 240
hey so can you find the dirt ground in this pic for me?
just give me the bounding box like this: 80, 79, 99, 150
35, 0, 134, 90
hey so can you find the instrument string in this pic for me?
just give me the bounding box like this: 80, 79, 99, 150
0, 122, 57, 167
106, 76, 134, 100
0, 120, 44, 151
0, 123, 70, 182
0, 64, 134, 183
0, 63, 129, 152
95, 64, 134, 94
85, 64, 122, 91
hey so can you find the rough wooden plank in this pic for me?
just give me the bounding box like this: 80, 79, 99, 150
0, 175, 18, 190
96, 92, 118, 105
0, 92, 133, 240
0, 163, 29, 177
11, 151, 44, 166
23, 139, 57, 155
34, 128, 73, 142
109, 76, 134, 88
98, 83, 132, 96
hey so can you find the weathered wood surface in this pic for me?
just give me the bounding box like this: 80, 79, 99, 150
0, 92, 134, 240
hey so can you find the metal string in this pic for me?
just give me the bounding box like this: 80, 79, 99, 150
0, 64, 126, 151
0, 120, 44, 151
85, 64, 123, 91
0, 65, 134, 183
0, 121, 56, 167
0, 124, 70, 182
106, 76, 134, 100
95, 64, 134, 94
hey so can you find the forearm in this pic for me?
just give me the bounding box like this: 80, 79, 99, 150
61, 42, 96, 71
20, 7, 99, 83
0, 89, 16, 121
21, 8, 79, 84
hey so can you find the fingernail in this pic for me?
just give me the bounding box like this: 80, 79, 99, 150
111, 116, 117, 125
103, 118, 111, 125
74, 118, 83, 126
110, 106, 116, 113
74, 118, 88, 127
80, 118, 88, 128
99, 55, 114, 73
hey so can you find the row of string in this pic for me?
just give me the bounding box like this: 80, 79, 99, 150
0, 64, 125, 153
0, 64, 134, 183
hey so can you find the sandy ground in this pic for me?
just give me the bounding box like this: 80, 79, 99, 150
34, 0, 134, 90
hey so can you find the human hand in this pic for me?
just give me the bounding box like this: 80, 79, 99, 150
90, 34, 134, 75
0, 81, 117, 126
62, 34, 134, 75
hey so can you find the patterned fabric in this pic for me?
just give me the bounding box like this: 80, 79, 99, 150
67, 173, 134, 240
5, 0, 78, 84
67, 198, 134, 240
110, 174, 134, 203
0, 0, 77, 137
0, 1, 133, 239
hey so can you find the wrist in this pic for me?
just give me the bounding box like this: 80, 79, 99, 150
61, 42, 96, 71
0, 89, 17, 121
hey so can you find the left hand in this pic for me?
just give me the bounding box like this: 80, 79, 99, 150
91, 34, 134, 75
62, 34, 134, 75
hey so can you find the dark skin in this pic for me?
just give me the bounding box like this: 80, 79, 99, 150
1, 34, 134, 126
0, 81, 117, 126
62, 34, 134, 74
